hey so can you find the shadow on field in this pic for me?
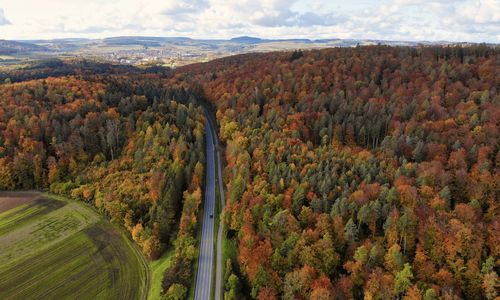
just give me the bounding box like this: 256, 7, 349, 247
85, 225, 117, 263
33, 197, 66, 211
0, 192, 65, 214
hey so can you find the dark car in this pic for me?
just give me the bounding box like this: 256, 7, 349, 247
210, 214, 214, 218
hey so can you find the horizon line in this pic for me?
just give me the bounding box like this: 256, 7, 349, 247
2, 35, 498, 45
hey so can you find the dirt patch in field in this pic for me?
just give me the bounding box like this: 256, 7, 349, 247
0, 192, 42, 213
32, 197, 66, 211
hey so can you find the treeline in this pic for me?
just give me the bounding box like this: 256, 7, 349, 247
177, 45, 499, 299
0, 74, 205, 261
0, 58, 170, 84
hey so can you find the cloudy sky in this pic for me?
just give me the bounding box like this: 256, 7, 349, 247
0, 0, 498, 42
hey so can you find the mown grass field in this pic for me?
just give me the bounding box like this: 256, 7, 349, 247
0, 192, 147, 300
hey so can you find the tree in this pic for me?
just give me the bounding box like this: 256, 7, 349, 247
354, 245, 368, 265
394, 263, 413, 295
251, 266, 274, 299
0, 158, 14, 190
289, 50, 304, 62
439, 186, 451, 202
412, 140, 426, 162
143, 235, 162, 260
344, 218, 359, 244
404, 285, 422, 300
310, 275, 333, 300
368, 243, 385, 268
131, 223, 144, 244
423, 288, 437, 300
481, 256, 495, 274
385, 244, 403, 274
283, 265, 316, 299
230, 174, 245, 203
106, 119, 120, 160
47, 156, 60, 184
364, 267, 395, 300
292, 184, 306, 216
482, 272, 498, 300
225, 274, 240, 300
164, 283, 187, 300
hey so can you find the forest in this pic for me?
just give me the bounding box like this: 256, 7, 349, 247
0, 45, 498, 299
0, 71, 207, 297
177, 45, 499, 299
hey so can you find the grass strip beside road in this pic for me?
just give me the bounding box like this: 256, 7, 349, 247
148, 249, 174, 300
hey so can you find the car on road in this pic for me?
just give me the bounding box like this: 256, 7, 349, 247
210, 214, 213, 218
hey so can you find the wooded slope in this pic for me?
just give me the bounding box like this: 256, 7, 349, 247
178, 45, 499, 299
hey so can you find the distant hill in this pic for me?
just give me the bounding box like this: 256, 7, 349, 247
230, 36, 264, 44
1, 36, 495, 67
0, 40, 48, 55
103, 36, 193, 47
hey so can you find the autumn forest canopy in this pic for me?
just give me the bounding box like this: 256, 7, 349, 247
0, 45, 498, 299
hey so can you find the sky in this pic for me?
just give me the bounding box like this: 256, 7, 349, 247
0, 0, 498, 43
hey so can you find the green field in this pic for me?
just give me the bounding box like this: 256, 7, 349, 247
0, 197, 65, 236
0, 193, 148, 300
148, 250, 174, 300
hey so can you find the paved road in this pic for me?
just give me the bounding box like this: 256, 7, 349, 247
212, 116, 225, 300
194, 119, 216, 300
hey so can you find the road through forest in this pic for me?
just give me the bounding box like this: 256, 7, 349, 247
194, 116, 217, 300
194, 109, 225, 300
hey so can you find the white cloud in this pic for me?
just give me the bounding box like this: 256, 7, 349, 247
0, 0, 497, 42
161, 0, 209, 15
455, 0, 500, 24
0, 8, 9, 25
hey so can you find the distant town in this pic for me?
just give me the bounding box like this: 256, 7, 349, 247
2, 36, 489, 67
